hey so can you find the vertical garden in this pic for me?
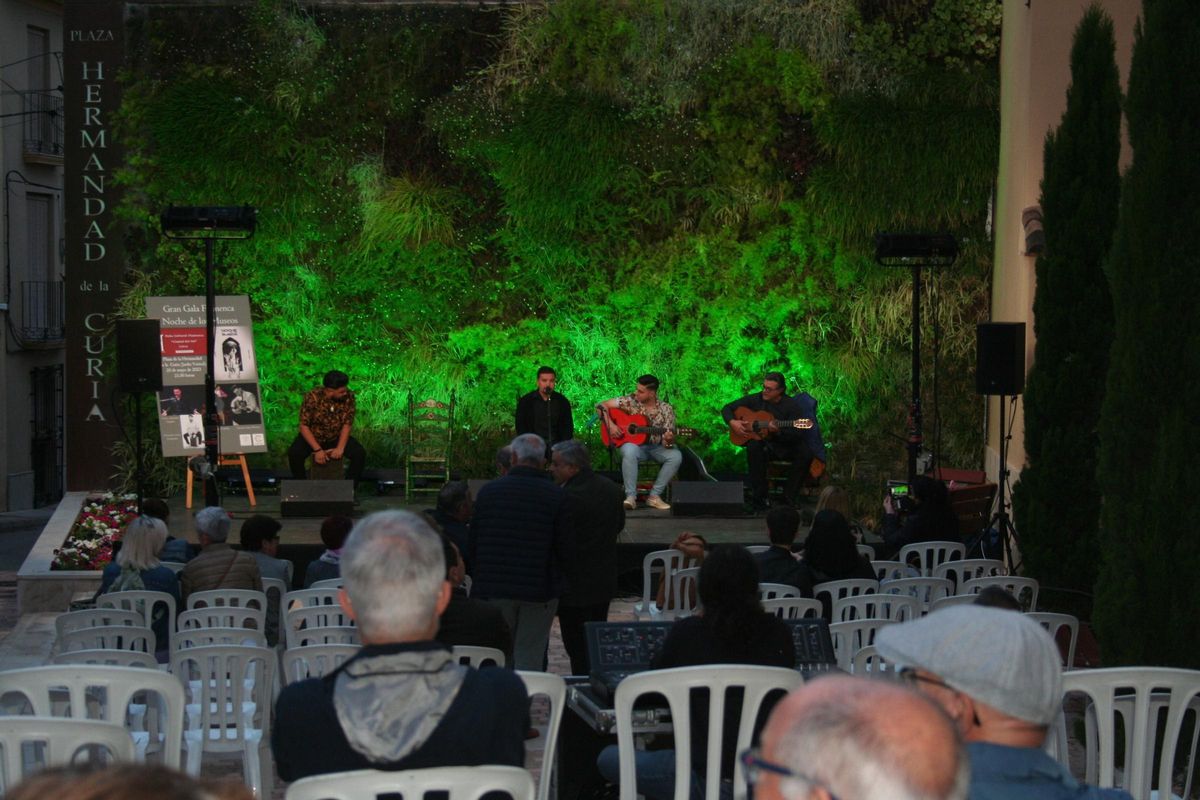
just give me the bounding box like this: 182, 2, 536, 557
114, 0, 1001, 496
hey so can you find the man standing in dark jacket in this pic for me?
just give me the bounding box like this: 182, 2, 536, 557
549, 439, 625, 675
468, 433, 572, 670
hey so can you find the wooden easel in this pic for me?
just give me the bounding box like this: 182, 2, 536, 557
186, 453, 256, 508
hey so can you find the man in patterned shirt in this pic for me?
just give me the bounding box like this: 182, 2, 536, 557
287, 370, 367, 481
597, 374, 682, 510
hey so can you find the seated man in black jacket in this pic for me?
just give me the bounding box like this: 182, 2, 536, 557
272, 511, 528, 781
753, 505, 815, 597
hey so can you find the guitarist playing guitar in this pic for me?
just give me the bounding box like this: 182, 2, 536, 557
596, 374, 682, 512
722, 372, 825, 511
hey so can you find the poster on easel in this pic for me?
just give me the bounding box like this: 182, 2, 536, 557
147, 295, 269, 457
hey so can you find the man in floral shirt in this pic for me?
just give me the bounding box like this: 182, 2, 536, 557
597, 374, 682, 510
287, 370, 366, 481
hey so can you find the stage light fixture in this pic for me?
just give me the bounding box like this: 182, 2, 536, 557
874, 232, 959, 266
160, 205, 257, 239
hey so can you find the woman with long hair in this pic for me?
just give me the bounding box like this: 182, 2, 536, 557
98, 515, 181, 659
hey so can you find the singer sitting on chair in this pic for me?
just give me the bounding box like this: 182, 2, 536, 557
287, 370, 366, 481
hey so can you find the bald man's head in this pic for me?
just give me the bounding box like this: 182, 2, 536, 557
757, 675, 968, 800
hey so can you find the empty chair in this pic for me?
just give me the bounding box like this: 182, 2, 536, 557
173, 627, 268, 650
1052, 667, 1200, 800
285, 605, 357, 650
519, 671, 566, 800
611, 665, 804, 800
1026, 612, 1079, 669
284, 765, 536, 800
261, 577, 289, 648
281, 645, 359, 685
186, 588, 267, 614
55, 608, 145, 639
634, 549, 696, 620
284, 587, 342, 609
850, 644, 895, 676
289, 626, 360, 649
932, 558, 1007, 591
961, 575, 1039, 611
758, 582, 802, 601
178, 606, 265, 634
57, 626, 154, 656
832, 593, 919, 623
307, 578, 343, 589
879, 576, 955, 614
829, 618, 895, 671
0, 664, 186, 767
871, 560, 917, 582
95, 591, 177, 653
812, 578, 878, 618
0, 717, 135, 791
927, 593, 979, 613
51, 650, 158, 669
171, 644, 276, 797
897, 541, 966, 577
452, 646, 506, 669
761, 597, 822, 620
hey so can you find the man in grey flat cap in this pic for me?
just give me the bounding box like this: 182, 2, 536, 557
876, 605, 1133, 800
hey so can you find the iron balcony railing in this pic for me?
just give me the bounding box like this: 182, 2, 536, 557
20, 280, 64, 342
21, 90, 64, 159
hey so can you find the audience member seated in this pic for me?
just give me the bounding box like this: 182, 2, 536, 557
179, 507, 262, 601
877, 606, 1134, 800
598, 545, 796, 800
428, 480, 472, 565
803, 509, 876, 618
304, 515, 353, 587
239, 515, 295, 646
753, 505, 815, 597
142, 497, 193, 563
98, 515, 181, 660
755, 674, 968, 800
434, 538, 514, 664
272, 511, 528, 781
879, 475, 961, 559
5, 763, 254, 800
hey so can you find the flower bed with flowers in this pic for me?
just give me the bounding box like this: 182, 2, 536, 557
50, 492, 139, 570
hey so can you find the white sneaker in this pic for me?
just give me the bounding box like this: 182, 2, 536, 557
623, 496, 637, 510
646, 495, 671, 511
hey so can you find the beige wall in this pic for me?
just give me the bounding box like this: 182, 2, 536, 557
987, 0, 1140, 484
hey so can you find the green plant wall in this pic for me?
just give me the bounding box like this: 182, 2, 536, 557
114, 0, 1001, 508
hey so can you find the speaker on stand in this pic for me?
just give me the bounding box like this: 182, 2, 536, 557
117, 319, 163, 513
975, 322, 1025, 568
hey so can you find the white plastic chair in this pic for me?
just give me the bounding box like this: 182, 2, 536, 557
519, 671, 566, 800
178, 606, 265, 634
288, 625, 360, 649
0, 664, 186, 767
762, 597, 822, 620
758, 583, 802, 601
308, 578, 344, 590
160, 561, 187, 574
285, 605, 357, 650
284, 765, 536, 800
96, 591, 177, 651
879, 576, 955, 614
614, 665, 803, 800
186, 588, 267, 614
897, 541, 965, 577
1026, 612, 1079, 669
51, 650, 158, 669
870, 560, 917, 582
850, 644, 895, 676
171, 644, 275, 797
281, 645, 359, 685
261, 577, 289, 648
673, 567, 702, 617
55, 608, 145, 638
452, 646, 506, 668
1051, 668, 1200, 800
932, 558, 1007, 591
829, 619, 895, 671
812, 579, 879, 613
284, 587, 342, 609
927, 593, 979, 613
173, 627, 268, 650
745, 545, 771, 555
855, 544, 876, 560
961, 575, 1039, 611
634, 549, 696, 620
832, 593, 919, 622
0, 717, 135, 790
57, 625, 154, 655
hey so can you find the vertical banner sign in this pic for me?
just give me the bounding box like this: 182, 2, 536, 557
63, 0, 126, 490
146, 296, 269, 457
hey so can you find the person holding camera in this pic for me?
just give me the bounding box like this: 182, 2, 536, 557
880, 475, 960, 559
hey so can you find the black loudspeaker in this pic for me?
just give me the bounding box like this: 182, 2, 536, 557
976, 322, 1026, 396
671, 481, 745, 517
116, 318, 163, 393
280, 479, 355, 517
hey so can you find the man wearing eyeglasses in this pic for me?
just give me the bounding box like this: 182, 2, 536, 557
876, 606, 1134, 800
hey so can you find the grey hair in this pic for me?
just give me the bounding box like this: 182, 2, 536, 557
117, 516, 168, 570
341, 511, 446, 641
510, 433, 546, 466
194, 507, 231, 543
551, 439, 590, 470
773, 686, 969, 800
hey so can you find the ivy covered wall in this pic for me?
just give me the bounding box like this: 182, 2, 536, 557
114, 0, 1001, 505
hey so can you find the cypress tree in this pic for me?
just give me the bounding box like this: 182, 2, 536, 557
1094, 0, 1200, 667
1011, 6, 1119, 606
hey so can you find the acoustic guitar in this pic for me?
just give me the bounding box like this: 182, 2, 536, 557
600, 406, 695, 448
728, 406, 813, 447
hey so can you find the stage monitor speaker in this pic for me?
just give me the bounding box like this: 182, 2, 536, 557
976, 322, 1025, 396
280, 479, 355, 517
671, 481, 745, 517
116, 318, 163, 393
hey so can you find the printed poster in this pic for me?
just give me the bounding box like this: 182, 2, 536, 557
147, 295, 269, 457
